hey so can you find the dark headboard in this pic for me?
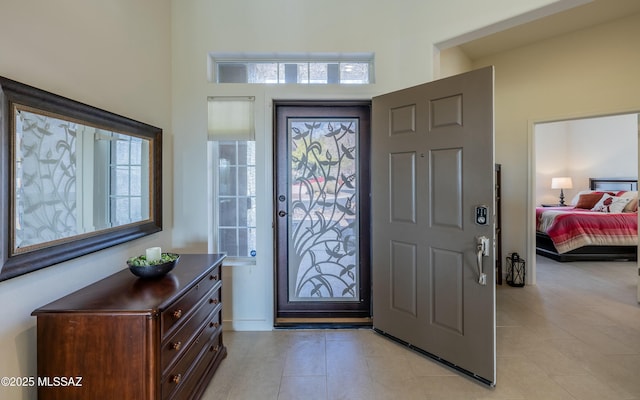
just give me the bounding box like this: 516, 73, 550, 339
589, 177, 638, 191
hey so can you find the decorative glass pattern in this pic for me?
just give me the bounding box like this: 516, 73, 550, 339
288, 118, 360, 301
14, 109, 78, 248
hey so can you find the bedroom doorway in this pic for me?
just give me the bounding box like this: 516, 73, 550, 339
530, 112, 640, 290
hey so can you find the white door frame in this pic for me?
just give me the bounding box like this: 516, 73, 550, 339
527, 111, 640, 293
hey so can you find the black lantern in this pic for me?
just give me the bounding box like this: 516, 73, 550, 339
506, 252, 526, 287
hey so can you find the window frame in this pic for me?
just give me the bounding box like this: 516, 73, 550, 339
209, 140, 258, 263
209, 52, 375, 84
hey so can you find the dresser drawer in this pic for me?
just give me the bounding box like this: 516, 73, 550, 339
164, 332, 224, 400
161, 266, 220, 337
162, 326, 223, 400
161, 287, 221, 372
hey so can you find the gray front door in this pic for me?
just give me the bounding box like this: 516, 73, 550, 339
371, 66, 496, 385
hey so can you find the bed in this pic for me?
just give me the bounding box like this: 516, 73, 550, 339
535, 178, 638, 262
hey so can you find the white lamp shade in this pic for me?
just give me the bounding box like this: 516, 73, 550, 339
551, 177, 573, 189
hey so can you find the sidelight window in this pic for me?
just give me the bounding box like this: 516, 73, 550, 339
211, 141, 257, 258
207, 96, 257, 260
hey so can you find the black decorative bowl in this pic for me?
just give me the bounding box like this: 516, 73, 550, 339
127, 253, 180, 279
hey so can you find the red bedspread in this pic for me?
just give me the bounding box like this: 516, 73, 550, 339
536, 207, 638, 253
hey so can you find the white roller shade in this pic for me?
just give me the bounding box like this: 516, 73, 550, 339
207, 96, 255, 141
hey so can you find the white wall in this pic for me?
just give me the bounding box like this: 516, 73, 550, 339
171, 0, 564, 331
535, 120, 571, 204
0, 2, 172, 399
438, 46, 473, 78
536, 114, 638, 205
0, 0, 575, 397
469, 12, 640, 283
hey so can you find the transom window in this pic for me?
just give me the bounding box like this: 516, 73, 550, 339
210, 53, 374, 84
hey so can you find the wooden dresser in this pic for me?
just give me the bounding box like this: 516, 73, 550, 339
32, 253, 227, 400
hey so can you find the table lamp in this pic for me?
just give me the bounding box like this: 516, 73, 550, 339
551, 177, 573, 205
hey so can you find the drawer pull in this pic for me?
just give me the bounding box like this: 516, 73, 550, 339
172, 309, 183, 319
172, 374, 182, 384
171, 341, 182, 351
210, 345, 219, 353
209, 321, 219, 329
210, 274, 218, 281
209, 298, 219, 305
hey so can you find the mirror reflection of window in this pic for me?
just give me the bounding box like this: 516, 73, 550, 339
14, 107, 150, 253
108, 133, 149, 227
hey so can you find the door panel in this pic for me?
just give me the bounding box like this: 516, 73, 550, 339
390, 240, 417, 316
372, 66, 496, 385
274, 102, 371, 322
390, 152, 417, 223
431, 248, 464, 335
431, 148, 463, 228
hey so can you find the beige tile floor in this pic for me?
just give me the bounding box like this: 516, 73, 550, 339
202, 257, 640, 399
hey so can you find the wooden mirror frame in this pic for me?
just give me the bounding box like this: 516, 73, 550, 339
0, 76, 162, 282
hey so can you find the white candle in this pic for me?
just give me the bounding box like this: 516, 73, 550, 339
146, 247, 161, 262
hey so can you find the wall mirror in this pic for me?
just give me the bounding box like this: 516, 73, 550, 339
0, 76, 162, 282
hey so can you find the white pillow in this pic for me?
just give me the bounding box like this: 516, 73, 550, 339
590, 193, 631, 213
617, 191, 638, 212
